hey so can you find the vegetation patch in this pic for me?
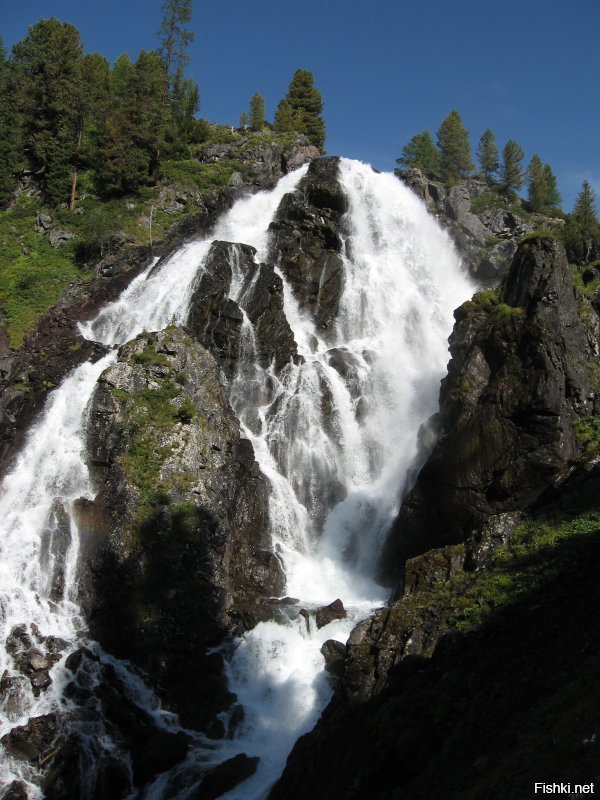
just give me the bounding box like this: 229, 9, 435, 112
573, 416, 600, 457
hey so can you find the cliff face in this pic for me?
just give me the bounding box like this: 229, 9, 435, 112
400, 168, 564, 285
381, 237, 596, 585
268, 236, 600, 800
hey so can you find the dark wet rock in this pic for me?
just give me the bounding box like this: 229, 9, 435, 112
315, 599, 347, 629
320, 639, 346, 677
131, 729, 189, 786
1, 781, 28, 800
80, 327, 284, 730
187, 240, 297, 375
192, 753, 260, 800
379, 237, 596, 586
269, 157, 347, 333
1, 714, 58, 762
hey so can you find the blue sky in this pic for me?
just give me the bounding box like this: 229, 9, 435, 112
2, 0, 598, 209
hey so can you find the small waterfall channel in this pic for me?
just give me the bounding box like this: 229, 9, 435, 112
0, 160, 473, 798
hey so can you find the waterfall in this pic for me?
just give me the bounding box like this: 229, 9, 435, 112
0, 159, 473, 799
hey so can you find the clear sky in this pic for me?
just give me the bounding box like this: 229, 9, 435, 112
2, 0, 598, 210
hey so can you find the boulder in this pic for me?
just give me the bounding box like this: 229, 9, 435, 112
315, 599, 347, 629
320, 639, 346, 677
191, 754, 259, 799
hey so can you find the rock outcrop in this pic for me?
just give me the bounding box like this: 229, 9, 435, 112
400, 168, 565, 285
380, 236, 596, 586
268, 157, 347, 333
79, 327, 284, 731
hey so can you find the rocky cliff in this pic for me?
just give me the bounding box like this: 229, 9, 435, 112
268, 236, 600, 800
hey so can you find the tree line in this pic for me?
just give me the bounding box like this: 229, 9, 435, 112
0, 2, 326, 209
396, 110, 599, 263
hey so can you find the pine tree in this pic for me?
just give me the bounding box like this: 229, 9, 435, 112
274, 99, 299, 134
158, 0, 194, 81
239, 112, 248, 129
277, 70, 325, 149
0, 36, 21, 206
395, 130, 440, 179
12, 18, 83, 205
477, 129, 499, 183
96, 50, 167, 195
437, 111, 473, 184
526, 154, 547, 211
565, 181, 600, 263
573, 181, 597, 230
249, 92, 265, 131
500, 139, 525, 196
543, 164, 561, 210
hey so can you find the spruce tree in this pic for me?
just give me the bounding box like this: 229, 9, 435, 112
278, 70, 325, 149
501, 139, 524, 196
477, 129, 499, 183
565, 181, 600, 263
526, 154, 547, 211
543, 164, 561, 210
249, 92, 265, 131
395, 130, 440, 179
437, 111, 473, 184
0, 37, 20, 206
12, 18, 83, 205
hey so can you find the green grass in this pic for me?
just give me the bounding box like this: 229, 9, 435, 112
574, 416, 600, 457
0, 198, 87, 347
459, 288, 524, 320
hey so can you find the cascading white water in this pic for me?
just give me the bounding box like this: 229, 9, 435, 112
0, 158, 473, 799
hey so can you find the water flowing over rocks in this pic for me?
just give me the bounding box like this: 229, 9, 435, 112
79, 327, 284, 731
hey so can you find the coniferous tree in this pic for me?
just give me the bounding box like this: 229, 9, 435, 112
158, 0, 194, 82
277, 70, 325, 149
501, 139, 525, 196
12, 18, 83, 205
526, 154, 547, 211
477, 129, 499, 183
437, 110, 473, 184
96, 50, 167, 195
0, 37, 21, 206
543, 164, 561, 210
239, 112, 248, 129
565, 180, 600, 262
273, 98, 298, 134
249, 92, 265, 131
395, 130, 441, 179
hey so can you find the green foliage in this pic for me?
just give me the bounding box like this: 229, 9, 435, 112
526, 154, 561, 213
275, 69, 325, 149
573, 416, 600, 457
564, 181, 600, 264
501, 139, 524, 195
158, 0, 194, 80
436, 110, 473, 184
249, 92, 265, 131
176, 396, 196, 423
0, 198, 85, 346
0, 38, 21, 206
395, 130, 441, 179
477, 128, 499, 182
133, 344, 170, 366
12, 18, 83, 205
75, 204, 123, 261
460, 288, 524, 320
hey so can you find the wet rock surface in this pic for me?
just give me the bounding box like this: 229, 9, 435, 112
81, 326, 284, 730
269, 157, 347, 334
